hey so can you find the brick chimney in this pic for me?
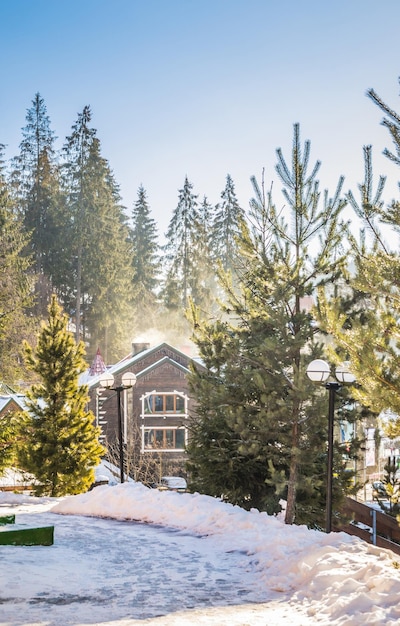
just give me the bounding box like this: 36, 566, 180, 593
132, 342, 150, 356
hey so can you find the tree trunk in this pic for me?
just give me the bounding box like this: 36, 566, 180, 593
75, 245, 82, 344
285, 418, 299, 524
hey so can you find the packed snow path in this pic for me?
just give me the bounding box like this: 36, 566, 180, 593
1, 510, 273, 623
1, 483, 400, 625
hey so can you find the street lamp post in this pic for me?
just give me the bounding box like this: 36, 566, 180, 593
306, 359, 355, 533
98, 371, 137, 484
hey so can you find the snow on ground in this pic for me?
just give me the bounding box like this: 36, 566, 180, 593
1, 483, 400, 625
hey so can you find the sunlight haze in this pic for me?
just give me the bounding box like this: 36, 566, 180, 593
1, 0, 400, 237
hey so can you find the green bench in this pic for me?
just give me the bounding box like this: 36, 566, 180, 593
0, 514, 54, 545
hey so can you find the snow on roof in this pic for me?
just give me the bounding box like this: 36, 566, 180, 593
0, 394, 27, 413
82, 342, 199, 388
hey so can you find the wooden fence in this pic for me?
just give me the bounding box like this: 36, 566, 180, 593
335, 497, 400, 556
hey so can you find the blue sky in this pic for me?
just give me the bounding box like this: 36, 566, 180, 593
1, 0, 400, 236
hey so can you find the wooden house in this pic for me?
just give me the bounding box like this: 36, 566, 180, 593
84, 342, 204, 477
0, 383, 26, 420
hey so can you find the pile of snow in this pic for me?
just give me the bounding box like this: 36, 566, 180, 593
93, 459, 119, 484
51, 482, 400, 623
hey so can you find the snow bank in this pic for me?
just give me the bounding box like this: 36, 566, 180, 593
52, 481, 400, 623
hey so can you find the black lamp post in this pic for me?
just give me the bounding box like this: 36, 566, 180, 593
98, 371, 137, 484
306, 359, 355, 533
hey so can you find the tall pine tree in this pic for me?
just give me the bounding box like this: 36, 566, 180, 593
0, 144, 35, 383
9, 93, 61, 316
163, 176, 200, 310
212, 174, 245, 275
188, 125, 354, 527
317, 90, 400, 428
59, 107, 133, 361
19, 295, 104, 496
129, 185, 160, 332
190, 195, 218, 316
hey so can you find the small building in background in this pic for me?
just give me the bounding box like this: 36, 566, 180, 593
0, 382, 26, 420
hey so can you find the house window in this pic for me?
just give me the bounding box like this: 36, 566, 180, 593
165, 395, 174, 412
154, 395, 164, 412
143, 427, 187, 451
142, 392, 187, 415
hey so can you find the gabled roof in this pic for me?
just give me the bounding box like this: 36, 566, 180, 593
112, 342, 194, 373
134, 355, 191, 379
85, 342, 201, 389
0, 394, 27, 414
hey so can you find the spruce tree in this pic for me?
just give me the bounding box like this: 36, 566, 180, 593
9, 93, 61, 316
188, 125, 354, 526
19, 295, 105, 496
212, 174, 245, 275
0, 413, 23, 476
184, 195, 219, 318
162, 176, 200, 310
376, 456, 400, 517
129, 185, 161, 332
59, 107, 133, 361
186, 317, 287, 514
0, 144, 35, 382
10, 93, 57, 216
59, 105, 98, 343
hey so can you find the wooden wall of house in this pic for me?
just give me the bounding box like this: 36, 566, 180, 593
0, 400, 23, 420
89, 345, 201, 455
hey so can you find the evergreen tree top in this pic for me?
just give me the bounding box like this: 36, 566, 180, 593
19, 92, 57, 160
